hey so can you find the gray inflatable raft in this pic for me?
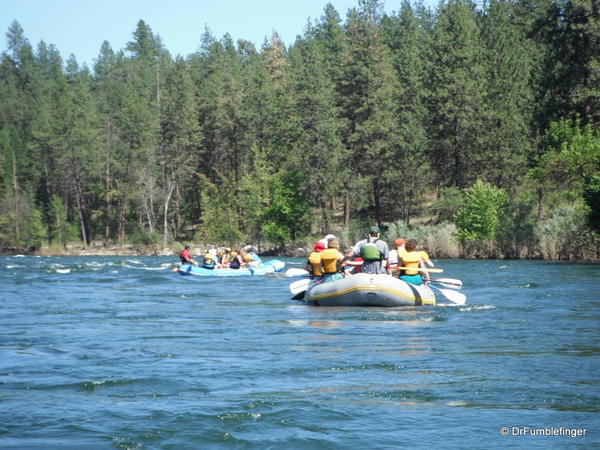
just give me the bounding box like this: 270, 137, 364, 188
304, 272, 436, 307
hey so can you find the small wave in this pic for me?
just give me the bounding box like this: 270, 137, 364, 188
88, 261, 116, 268
446, 400, 470, 407
56, 268, 71, 274
125, 259, 143, 265
6, 265, 19, 269
138, 263, 172, 271
514, 282, 540, 288
459, 304, 496, 312
218, 412, 262, 422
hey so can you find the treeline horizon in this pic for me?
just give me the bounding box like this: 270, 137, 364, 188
0, 0, 598, 261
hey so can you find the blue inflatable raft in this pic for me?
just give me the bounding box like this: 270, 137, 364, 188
176, 260, 285, 277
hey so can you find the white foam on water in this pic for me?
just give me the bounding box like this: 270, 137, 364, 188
459, 304, 495, 312
56, 269, 71, 274
125, 259, 142, 265
88, 261, 115, 268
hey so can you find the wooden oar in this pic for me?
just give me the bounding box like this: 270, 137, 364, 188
430, 284, 466, 305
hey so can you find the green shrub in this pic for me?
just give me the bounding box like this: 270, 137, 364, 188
130, 230, 161, 246
535, 204, 590, 260
454, 180, 508, 256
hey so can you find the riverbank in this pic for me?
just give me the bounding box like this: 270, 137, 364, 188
2, 241, 599, 262
1, 242, 311, 258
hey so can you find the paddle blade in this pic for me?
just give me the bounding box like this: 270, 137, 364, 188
289, 278, 311, 295
285, 268, 309, 277
435, 287, 466, 305
291, 290, 306, 300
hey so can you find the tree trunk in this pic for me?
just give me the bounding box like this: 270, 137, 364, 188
344, 188, 351, 226
117, 193, 127, 248
174, 182, 182, 235
12, 150, 20, 241
373, 178, 382, 227
104, 120, 112, 247
162, 175, 175, 249
74, 176, 88, 248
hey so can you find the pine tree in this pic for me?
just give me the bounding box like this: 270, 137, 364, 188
382, 1, 430, 225
479, 0, 534, 190
427, 0, 488, 189
160, 56, 202, 246
54, 56, 101, 247
340, 0, 400, 226
93, 41, 119, 245
286, 19, 345, 233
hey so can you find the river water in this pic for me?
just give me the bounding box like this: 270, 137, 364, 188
1, 256, 598, 449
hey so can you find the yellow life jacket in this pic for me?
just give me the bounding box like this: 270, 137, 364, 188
320, 248, 340, 274
307, 251, 323, 277
220, 253, 230, 264
401, 250, 421, 275
243, 253, 253, 263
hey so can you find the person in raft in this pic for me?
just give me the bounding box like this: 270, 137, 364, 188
343, 226, 390, 274
419, 248, 435, 268
398, 239, 430, 285
179, 244, 199, 266
305, 241, 325, 279
243, 246, 262, 266
201, 249, 216, 269
228, 250, 244, 269
217, 248, 232, 268
388, 238, 405, 268
319, 238, 345, 283
318, 233, 336, 248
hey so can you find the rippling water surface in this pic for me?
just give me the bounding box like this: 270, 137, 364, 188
1, 256, 598, 449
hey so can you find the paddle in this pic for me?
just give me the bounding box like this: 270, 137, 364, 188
429, 284, 466, 305
285, 268, 310, 277
396, 266, 444, 273
430, 277, 463, 289
289, 278, 311, 300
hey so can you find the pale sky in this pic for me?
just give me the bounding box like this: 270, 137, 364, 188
2, 0, 438, 68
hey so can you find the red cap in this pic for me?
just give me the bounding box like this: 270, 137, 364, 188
314, 242, 325, 252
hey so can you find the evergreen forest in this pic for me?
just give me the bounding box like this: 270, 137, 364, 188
1, 0, 599, 260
